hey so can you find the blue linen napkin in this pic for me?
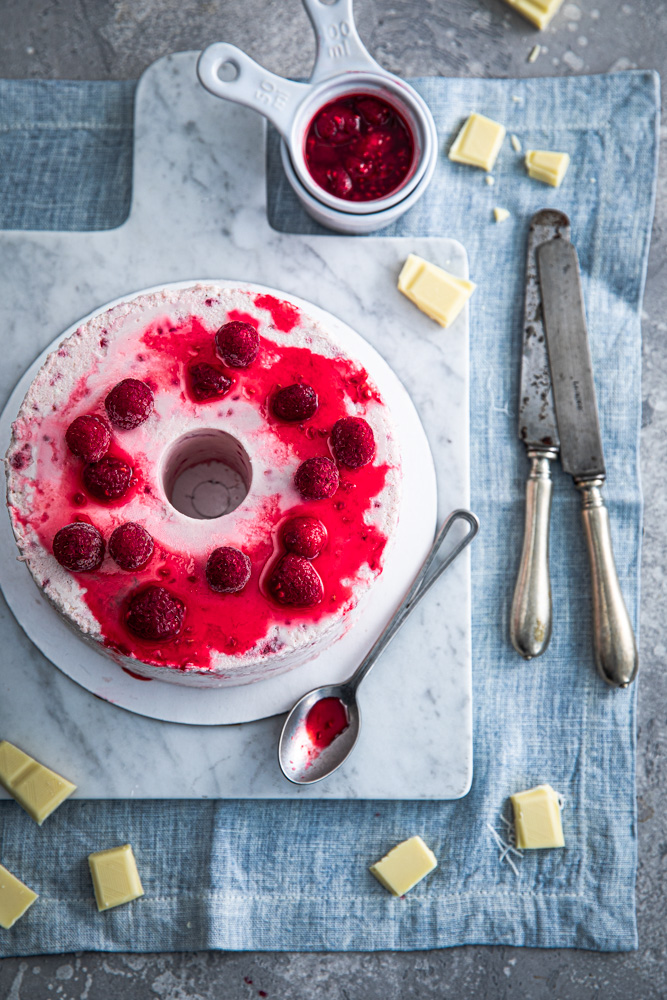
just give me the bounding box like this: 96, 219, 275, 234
0, 80, 134, 231
0, 69, 659, 955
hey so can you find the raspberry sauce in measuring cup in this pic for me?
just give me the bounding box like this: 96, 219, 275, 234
197, 0, 437, 231
305, 93, 415, 203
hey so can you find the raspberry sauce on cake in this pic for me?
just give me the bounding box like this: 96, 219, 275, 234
6, 284, 401, 686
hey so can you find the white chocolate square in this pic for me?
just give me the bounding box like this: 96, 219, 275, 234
502, 0, 564, 30
0, 864, 38, 929
449, 113, 506, 172
398, 254, 475, 328
89, 844, 144, 911
0, 740, 76, 825
370, 835, 437, 896
525, 150, 570, 187
510, 784, 565, 849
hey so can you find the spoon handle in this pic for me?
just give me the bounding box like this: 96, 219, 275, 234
346, 509, 479, 695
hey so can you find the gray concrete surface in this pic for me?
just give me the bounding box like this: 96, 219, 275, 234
1, 1, 666, 997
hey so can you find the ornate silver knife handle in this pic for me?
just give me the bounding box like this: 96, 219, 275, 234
511, 449, 557, 659
577, 479, 638, 688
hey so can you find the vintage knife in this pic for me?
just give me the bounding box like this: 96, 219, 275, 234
510, 209, 570, 660
537, 237, 638, 688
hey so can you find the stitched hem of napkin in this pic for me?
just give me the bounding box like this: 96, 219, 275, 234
0, 891, 637, 957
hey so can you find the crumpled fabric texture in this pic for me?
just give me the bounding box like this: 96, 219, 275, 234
0, 70, 659, 955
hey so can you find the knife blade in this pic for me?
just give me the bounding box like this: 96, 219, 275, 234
510, 209, 570, 660
537, 237, 638, 688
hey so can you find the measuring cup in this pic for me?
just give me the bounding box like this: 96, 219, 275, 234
197, 0, 438, 228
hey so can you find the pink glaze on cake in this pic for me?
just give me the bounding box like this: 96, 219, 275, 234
5, 284, 401, 686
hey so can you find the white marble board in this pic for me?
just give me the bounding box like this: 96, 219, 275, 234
0, 52, 472, 800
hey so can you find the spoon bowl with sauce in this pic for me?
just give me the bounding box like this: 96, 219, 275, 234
280, 686, 360, 785
279, 509, 480, 785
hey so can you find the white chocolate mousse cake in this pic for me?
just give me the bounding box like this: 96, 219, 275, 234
5, 283, 401, 686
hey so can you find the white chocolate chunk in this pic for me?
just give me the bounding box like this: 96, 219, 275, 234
510, 133, 523, 153
0, 740, 76, 825
370, 836, 437, 895
485, 175, 495, 186
525, 149, 570, 187
510, 784, 565, 849
494, 207, 511, 223
502, 0, 565, 30
528, 44, 541, 62
398, 254, 476, 328
0, 864, 38, 929
89, 844, 144, 911
448, 113, 506, 172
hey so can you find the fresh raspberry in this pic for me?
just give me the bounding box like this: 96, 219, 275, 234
267, 553, 324, 607
65, 414, 111, 462
125, 585, 185, 641
105, 378, 154, 429
205, 546, 252, 594
294, 456, 339, 500
83, 456, 133, 501
271, 383, 318, 422
344, 154, 375, 183
281, 516, 327, 559
331, 416, 376, 469
354, 129, 393, 161
315, 105, 361, 143
215, 320, 259, 368
357, 97, 392, 127
109, 522, 154, 571
53, 522, 105, 572
188, 362, 232, 401
326, 168, 353, 199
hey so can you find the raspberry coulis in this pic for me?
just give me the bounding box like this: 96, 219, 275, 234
121, 666, 153, 681
252, 294, 301, 333
305, 93, 415, 202
12, 292, 393, 674
305, 697, 349, 750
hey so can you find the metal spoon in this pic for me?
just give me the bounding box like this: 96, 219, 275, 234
278, 508, 480, 784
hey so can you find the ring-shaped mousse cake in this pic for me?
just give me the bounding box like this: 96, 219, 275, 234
5, 284, 401, 686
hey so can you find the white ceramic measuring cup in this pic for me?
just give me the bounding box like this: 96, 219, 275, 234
197, 0, 438, 226
277, 134, 437, 234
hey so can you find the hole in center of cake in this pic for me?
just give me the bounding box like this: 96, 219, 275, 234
162, 430, 252, 520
